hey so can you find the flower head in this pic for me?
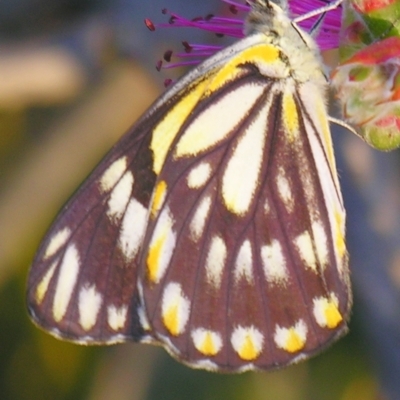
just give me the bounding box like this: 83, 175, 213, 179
331, 0, 400, 150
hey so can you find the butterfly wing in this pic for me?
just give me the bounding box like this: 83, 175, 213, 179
138, 34, 351, 371
26, 77, 202, 342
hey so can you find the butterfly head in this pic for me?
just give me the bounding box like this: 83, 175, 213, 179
245, 0, 291, 36
251, 0, 288, 10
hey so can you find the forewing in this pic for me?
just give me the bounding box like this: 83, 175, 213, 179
26, 81, 200, 342
26, 34, 268, 345
139, 70, 351, 371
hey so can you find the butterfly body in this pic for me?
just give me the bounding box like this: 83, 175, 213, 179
28, 0, 351, 372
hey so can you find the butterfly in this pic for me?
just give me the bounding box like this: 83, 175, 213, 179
27, 0, 351, 372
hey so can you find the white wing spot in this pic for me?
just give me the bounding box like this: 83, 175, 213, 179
107, 171, 134, 220
261, 239, 289, 285
313, 293, 343, 329
137, 304, 151, 331
118, 198, 148, 261
192, 328, 223, 356
78, 284, 103, 331
187, 162, 212, 189
294, 222, 329, 272
43, 227, 71, 259
99, 156, 128, 192
53, 244, 80, 322
161, 282, 190, 336
234, 240, 254, 284
294, 230, 317, 272
222, 99, 269, 215
107, 305, 128, 331
190, 195, 212, 241
136, 281, 151, 331
205, 235, 227, 289
175, 84, 265, 158
312, 220, 329, 269
35, 261, 57, 304
274, 320, 307, 353
276, 168, 294, 212
264, 199, 270, 214
146, 207, 177, 283
231, 325, 264, 361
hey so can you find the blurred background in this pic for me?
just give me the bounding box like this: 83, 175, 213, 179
1, 0, 400, 399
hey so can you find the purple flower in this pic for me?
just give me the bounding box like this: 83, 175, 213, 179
149, 0, 341, 72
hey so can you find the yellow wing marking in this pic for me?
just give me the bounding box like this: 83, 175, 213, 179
206, 44, 282, 93
274, 321, 307, 353
313, 295, 343, 329
231, 326, 264, 361
192, 329, 222, 356
324, 302, 343, 329
151, 79, 209, 174
161, 283, 190, 336
282, 91, 299, 142
334, 208, 346, 259
281, 328, 306, 353
316, 99, 337, 174
238, 334, 259, 360
146, 233, 166, 283
151, 180, 167, 218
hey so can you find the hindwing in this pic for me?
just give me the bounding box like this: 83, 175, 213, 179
137, 50, 350, 371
